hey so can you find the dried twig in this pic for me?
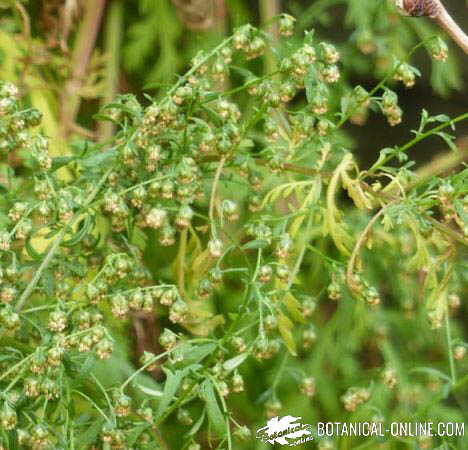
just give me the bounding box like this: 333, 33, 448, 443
395, 0, 468, 54
60, 0, 106, 138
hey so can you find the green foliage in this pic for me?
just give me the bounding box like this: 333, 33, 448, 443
0, 4, 467, 450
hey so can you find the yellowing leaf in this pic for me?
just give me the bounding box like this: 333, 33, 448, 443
277, 311, 297, 356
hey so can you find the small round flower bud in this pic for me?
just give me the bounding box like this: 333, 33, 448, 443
160, 224, 176, 246
300, 377, 316, 397
111, 294, 129, 318
365, 286, 381, 306
140, 351, 158, 371
48, 310, 68, 332
129, 288, 144, 310
301, 297, 317, 317
24, 378, 41, 398
265, 399, 282, 418
219, 380, 230, 397
319, 42, 340, 64
279, 14, 296, 36
197, 278, 213, 299
382, 368, 398, 389
264, 314, 278, 332
231, 336, 246, 353
233, 26, 251, 50
302, 326, 317, 349
78, 334, 94, 352
0, 231, 11, 251
177, 408, 193, 425
328, 281, 341, 301
247, 36, 266, 59
175, 205, 194, 228
169, 299, 189, 324
145, 207, 167, 229
160, 287, 177, 306
96, 338, 114, 360
114, 393, 132, 417
208, 238, 223, 258
258, 265, 273, 283
448, 293, 461, 310
276, 233, 293, 259
0, 403, 17, 430
159, 328, 178, 350
430, 37, 448, 61
222, 199, 239, 222
453, 345, 466, 360
231, 373, 244, 393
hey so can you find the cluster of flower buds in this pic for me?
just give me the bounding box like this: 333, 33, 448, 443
393, 62, 419, 88
300, 376, 316, 397
0, 83, 43, 160
382, 368, 398, 389
381, 89, 403, 126
429, 37, 448, 61
341, 386, 371, 411
233, 25, 266, 59
254, 338, 281, 360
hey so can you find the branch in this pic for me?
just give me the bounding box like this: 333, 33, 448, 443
395, 0, 468, 54
60, 0, 106, 138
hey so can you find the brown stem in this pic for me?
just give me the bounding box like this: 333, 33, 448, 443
395, 1, 468, 54
60, 0, 106, 138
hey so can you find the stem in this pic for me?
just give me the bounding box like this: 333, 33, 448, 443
337, 38, 433, 128
60, 0, 106, 137
177, 228, 188, 297
166, 36, 233, 100
15, 168, 113, 312
259, 0, 279, 74
98, 0, 124, 140
209, 157, 226, 237
369, 112, 468, 175
445, 300, 456, 384
346, 203, 394, 291
0, 354, 33, 383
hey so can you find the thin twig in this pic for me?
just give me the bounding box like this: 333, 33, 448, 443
209, 156, 226, 237
346, 203, 395, 291
14, 168, 112, 312
60, 0, 106, 137
14, 1, 31, 40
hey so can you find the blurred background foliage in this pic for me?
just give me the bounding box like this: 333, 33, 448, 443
0, 1, 467, 448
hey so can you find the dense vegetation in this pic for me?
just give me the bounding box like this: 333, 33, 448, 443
0, 1, 466, 449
